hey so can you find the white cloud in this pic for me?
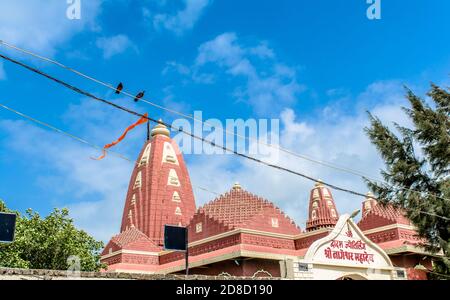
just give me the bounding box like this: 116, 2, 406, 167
0, 0, 102, 55
153, 0, 212, 35
162, 61, 191, 76
194, 32, 305, 115
96, 34, 135, 59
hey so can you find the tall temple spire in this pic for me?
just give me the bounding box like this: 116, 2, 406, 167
119, 120, 196, 245
305, 180, 339, 231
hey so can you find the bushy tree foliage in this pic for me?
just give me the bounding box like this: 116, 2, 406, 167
0, 200, 105, 271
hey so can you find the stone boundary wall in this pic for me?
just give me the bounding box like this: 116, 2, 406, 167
0, 268, 280, 280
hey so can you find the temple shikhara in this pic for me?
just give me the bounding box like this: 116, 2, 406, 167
101, 122, 437, 280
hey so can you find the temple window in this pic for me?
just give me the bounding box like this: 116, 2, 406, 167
128, 210, 133, 224
322, 188, 331, 197
312, 201, 318, 209
167, 169, 181, 186
312, 210, 317, 220
327, 200, 333, 207
175, 207, 182, 215
134, 171, 142, 189
196, 222, 202, 233
162, 142, 179, 165
312, 189, 320, 199
131, 194, 136, 205
139, 143, 151, 166
271, 218, 279, 228
330, 208, 337, 218
172, 191, 181, 202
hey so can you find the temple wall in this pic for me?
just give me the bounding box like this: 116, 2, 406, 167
185, 259, 280, 278
0, 268, 278, 280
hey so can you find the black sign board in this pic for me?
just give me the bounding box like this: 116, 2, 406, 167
0, 212, 17, 243
164, 225, 187, 251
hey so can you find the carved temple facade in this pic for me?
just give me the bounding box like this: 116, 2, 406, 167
101, 122, 438, 280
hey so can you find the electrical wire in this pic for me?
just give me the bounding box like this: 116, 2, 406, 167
0, 102, 218, 197
0, 39, 444, 203
0, 103, 131, 162
0, 52, 381, 198
1, 102, 449, 224
0, 54, 450, 220
0, 42, 406, 184
0, 52, 449, 220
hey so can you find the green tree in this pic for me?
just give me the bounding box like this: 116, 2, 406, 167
0, 200, 105, 271
365, 83, 450, 278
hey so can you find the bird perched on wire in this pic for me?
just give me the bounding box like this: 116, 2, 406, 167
115, 82, 123, 94
134, 91, 145, 102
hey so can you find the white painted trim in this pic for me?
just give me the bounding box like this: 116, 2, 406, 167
101, 249, 159, 260
362, 223, 416, 235
112, 269, 157, 275
292, 227, 331, 239
240, 250, 298, 261
307, 260, 397, 271
383, 244, 441, 256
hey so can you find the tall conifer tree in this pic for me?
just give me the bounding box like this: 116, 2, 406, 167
365, 83, 450, 278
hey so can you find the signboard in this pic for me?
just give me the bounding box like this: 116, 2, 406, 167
0, 212, 17, 243
323, 232, 375, 264
304, 215, 393, 268
164, 225, 187, 251
298, 263, 309, 272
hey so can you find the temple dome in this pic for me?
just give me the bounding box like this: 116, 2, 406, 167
358, 193, 411, 231
189, 184, 302, 239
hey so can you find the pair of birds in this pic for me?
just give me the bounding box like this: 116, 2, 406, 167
115, 82, 145, 102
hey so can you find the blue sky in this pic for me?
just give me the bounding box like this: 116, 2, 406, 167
0, 0, 449, 241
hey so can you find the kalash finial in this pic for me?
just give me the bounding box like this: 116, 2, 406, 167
366, 191, 377, 200
315, 179, 324, 187
232, 182, 242, 190
151, 119, 170, 137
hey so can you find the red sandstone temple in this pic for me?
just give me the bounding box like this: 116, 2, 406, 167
101, 122, 438, 280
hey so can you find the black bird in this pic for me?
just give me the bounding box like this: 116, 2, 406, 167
134, 91, 145, 102
115, 82, 123, 94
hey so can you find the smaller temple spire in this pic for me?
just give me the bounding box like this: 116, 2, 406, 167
306, 181, 339, 231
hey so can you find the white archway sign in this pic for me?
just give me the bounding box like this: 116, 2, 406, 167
302, 214, 395, 280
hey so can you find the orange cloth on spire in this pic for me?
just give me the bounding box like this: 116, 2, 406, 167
92, 113, 149, 160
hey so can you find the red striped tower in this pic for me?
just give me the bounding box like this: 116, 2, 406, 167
119, 121, 196, 245
306, 181, 339, 231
